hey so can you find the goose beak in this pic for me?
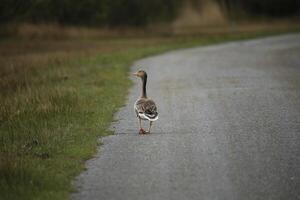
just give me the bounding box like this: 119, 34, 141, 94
133, 72, 138, 76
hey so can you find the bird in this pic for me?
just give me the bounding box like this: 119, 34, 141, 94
133, 70, 158, 134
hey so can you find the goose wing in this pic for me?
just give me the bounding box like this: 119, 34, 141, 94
134, 98, 158, 121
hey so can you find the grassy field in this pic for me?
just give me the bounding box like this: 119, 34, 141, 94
0, 25, 299, 199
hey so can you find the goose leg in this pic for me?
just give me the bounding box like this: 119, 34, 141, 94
147, 121, 153, 134
138, 118, 146, 134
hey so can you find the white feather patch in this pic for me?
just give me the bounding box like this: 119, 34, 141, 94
138, 113, 158, 121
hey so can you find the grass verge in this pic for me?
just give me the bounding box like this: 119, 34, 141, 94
0, 29, 299, 200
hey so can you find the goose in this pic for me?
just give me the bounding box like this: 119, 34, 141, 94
133, 70, 158, 134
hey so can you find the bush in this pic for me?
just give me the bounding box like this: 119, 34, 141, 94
0, 0, 183, 27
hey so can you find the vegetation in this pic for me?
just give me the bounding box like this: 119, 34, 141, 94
0, 0, 183, 26
217, 0, 300, 17
1, 0, 299, 27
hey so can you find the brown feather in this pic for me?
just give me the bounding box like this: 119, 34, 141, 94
135, 98, 158, 119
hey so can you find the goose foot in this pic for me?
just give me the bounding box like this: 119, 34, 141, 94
139, 128, 146, 134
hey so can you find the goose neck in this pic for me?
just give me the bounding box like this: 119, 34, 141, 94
141, 76, 147, 98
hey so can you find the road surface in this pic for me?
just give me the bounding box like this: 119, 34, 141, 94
72, 34, 300, 200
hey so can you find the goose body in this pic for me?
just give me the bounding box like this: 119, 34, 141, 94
133, 70, 158, 134
134, 98, 158, 121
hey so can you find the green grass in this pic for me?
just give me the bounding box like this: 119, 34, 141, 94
0, 29, 299, 200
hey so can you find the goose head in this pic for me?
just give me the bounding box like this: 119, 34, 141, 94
133, 70, 147, 79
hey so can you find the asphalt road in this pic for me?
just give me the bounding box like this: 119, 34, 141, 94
72, 34, 300, 200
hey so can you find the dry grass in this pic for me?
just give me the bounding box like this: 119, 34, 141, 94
173, 0, 227, 28
3, 21, 298, 94
2, 23, 153, 39
172, 19, 300, 34
0, 36, 173, 93
1, 17, 299, 40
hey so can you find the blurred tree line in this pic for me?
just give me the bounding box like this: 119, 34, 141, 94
0, 0, 183, 26
0, 0, 299, 27
217, 0, 300, 18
